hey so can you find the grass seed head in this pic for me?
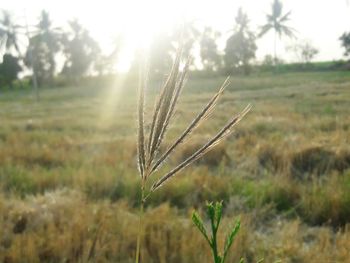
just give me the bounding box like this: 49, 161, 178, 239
137, 44, 251, 197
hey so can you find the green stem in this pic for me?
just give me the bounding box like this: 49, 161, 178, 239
135, 181, 145, 263
274, 29, 277, 67
211, 220, 220, 263
211, 239, 220, 263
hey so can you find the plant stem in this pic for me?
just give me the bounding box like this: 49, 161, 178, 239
135, 181, 145, 263
211, 221, 220, 263
212, 240, 220, 263
274, 29, 277, 67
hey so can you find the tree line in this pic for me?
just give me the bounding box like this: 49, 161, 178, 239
0, 0, 349, 89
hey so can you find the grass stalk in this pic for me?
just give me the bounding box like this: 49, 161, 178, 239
135, 179, 145, 263
135, 43, 250, 262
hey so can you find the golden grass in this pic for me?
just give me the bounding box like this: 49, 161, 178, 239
0, 191, 349, 263
0, 71, 350, 261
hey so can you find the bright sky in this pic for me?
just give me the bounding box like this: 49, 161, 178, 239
3, 0, 350, 70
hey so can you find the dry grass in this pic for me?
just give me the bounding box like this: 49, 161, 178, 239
136, 48, 250, 196
0, 191, 350, 263
0, 70, 350, 262
135, 47, 250, 262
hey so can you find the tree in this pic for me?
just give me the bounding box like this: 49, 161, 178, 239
0, 10, 22, 56
147, 23, 200, 77
261, 54, 284, 71
24, 10, 62, 86
36, 11, 61, 82
0, 54, 22, 88
25, 37, 53, 87
259, 0, 296, 65
200, 27, 221, 72
61, 20, 100, 81
0, 11, 24, 89
288, 41, 319, 64
148, 32, 175, 77
174, 21, 200, 57
95, 35, 123, 75
340, 32, 350, 57
224, 8, 257, 75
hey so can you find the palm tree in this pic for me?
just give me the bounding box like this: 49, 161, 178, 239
23, 10, 63, 88
0, 10, 22, 55
38, 11, 61, 81
200, 27, 221, 72
259, 0, 296, 65
0, 11, 25, 89
61, 19, 100, 81
225, 8, 257, 75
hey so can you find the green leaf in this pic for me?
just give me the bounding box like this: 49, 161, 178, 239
207, 202, 218, 238
192, 211, 210, 245
206, 202, 215, 223
222, 219, 241, 262
214, 201, 223, 230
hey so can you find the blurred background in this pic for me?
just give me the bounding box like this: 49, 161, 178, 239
1, 0, 350, 86
1, 1, 350, 262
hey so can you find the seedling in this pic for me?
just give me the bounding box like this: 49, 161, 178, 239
192, 202, 242, 263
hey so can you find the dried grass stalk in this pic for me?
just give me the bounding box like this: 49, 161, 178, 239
150, 76, 230, 174
137, 60, 147, 178
151, 104, 251, 191
135, 44, 250, 263
136, 45, 251, 195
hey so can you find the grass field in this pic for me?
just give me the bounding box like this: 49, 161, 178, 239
1, 71, 350, 262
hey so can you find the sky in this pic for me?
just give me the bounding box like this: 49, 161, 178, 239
2, 0, 350, 70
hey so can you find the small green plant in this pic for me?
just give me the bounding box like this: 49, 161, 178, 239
192, 202, 242, 263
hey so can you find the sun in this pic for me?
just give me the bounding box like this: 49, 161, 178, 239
83, 0, 235, 73
104, 0, 191, 72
